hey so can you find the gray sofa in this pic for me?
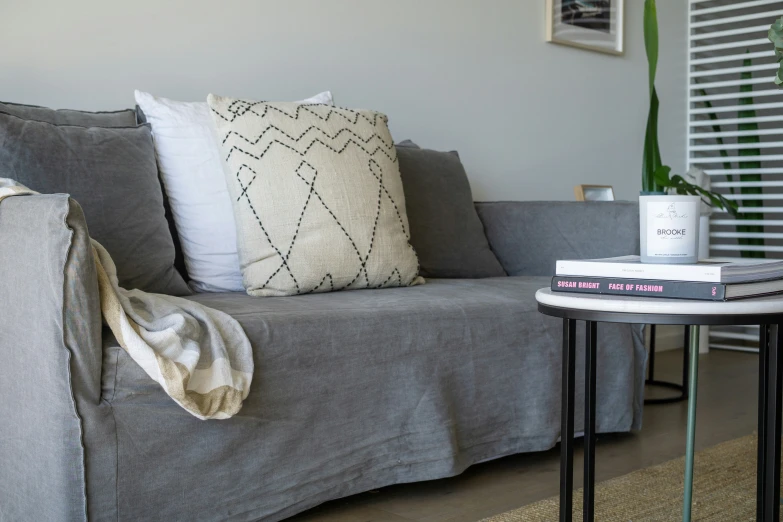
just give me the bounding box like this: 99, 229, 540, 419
0, 196, 644, 522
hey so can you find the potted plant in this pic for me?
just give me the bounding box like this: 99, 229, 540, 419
639, 0, 737, 264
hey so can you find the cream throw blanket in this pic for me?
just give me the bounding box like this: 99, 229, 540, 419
0, 179, 253, 420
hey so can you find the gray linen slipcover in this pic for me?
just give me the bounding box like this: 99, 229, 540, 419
0, 196, 645, 521
395, 144, 506, 279
0, 113, 189, 296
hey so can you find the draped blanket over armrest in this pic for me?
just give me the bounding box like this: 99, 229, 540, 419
0, 179, 253, 420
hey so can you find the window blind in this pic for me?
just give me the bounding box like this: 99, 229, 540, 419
688, 0, 783, 351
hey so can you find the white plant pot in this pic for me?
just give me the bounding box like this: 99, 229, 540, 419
639, 195, 701, 264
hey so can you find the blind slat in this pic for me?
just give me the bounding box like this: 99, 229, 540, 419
713, 181, 783, 188
736, 207, 783, 213
691, 63, 779, 78
692, 0, 782, 17
691, 49, 775, 66
690, 23, 772, 40
692, 89, 783, 102
711, 244, 783, 251
711, 219, 783, 225
691, 10, 783, 28
691, 154, 783, 162
691, 141, 783, 152
705, 168, 782, 175
711, 232, 783, 238
691, 77, 771, 90
691, 101, 783, 114
692, 128, 783, 139
691, 115, 783, 127
722, 194, 783, 200
692, 38, 772, 53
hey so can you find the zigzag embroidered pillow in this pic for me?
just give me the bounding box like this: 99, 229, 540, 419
207, 94, 423, 297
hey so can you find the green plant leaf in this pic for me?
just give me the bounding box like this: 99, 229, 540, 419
653, 165, 672, 187
770, 17, 783, 45
659, 171, 739, 216
642, 87, 662, 192
644, 0, 658, 96
771, 17, 783, 88
641, 0, 662, 193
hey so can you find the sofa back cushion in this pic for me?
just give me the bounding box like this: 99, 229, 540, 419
0, 100, 136, 127
396, 143, 505, 278
208, 95, 423, 296
0, 111, 190, 295
475, 201, 640, 276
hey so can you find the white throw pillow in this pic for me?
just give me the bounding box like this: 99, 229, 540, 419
208, 94, 424, 297
135, 90, 334, 292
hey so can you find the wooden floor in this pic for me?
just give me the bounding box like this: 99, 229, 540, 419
290, 348, 759, 522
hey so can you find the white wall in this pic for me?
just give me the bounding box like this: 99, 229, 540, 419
0, 0, 686, 202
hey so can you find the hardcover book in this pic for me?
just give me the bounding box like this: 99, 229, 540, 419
551, 276, 783, 301
555, 255, 783, 284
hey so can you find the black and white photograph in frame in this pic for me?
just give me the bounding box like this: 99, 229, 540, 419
546, 0, 624, 55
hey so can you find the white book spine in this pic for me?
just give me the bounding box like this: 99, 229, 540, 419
555, 261, 722, 283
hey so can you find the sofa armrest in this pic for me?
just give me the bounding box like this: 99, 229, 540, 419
0, 194, 102, 521
475, 201, 639, 276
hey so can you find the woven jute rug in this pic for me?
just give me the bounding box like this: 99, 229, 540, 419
483, 435, 763, 522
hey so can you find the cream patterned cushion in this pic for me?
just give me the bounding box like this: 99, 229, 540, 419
208, 94, 423, 297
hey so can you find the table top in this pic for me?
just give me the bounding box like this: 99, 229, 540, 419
536, 287, 783, 317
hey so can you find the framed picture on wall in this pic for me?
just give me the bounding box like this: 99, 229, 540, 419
546, 0, 624, 55
574, 185, 615, 201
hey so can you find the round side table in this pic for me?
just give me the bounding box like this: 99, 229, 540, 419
535, 288, 783, 522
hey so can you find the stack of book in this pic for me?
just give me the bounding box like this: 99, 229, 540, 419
552, 255, 783, 301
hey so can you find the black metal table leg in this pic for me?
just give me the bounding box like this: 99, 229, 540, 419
645, 325, 690, 404
761, 324, 782, 521
584, 321, 597, 522
757, 325, 768, 522
560, 318, 577, 522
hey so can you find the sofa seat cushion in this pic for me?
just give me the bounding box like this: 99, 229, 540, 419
101, 276, 644, 521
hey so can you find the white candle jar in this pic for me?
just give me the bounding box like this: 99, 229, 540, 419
639, 195, 701, 264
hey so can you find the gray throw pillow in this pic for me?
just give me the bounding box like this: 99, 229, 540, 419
396, 143, 505, 278
0, 101, 136, 127
0, 111, 190, 295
